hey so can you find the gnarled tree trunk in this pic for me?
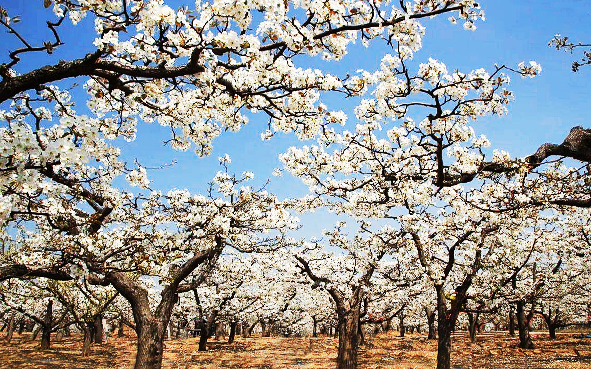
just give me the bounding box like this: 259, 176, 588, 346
336, 307, 361, 369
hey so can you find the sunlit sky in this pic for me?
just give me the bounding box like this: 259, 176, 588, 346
2, 0, 590, 239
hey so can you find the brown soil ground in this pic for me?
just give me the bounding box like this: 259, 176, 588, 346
0, 331, 590, 368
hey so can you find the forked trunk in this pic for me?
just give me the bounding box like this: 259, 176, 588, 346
542, 307, 560, 340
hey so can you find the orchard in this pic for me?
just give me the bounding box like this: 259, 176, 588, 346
0, 1, 590, 369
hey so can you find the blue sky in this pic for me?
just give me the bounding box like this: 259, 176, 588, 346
1, 0, 590, 238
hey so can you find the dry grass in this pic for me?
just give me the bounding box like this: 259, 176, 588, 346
1, 331, 590, 368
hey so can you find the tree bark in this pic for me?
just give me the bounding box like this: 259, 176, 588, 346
118, 318, 125, 337
247, 320, 257, 337
198, 319, 210, 351
228, 321, 238, 344
93, 315, 104, 344
198, 314, 217, 351
134, 319, 166, 369
82, 327, 92, 356
312, 316, 318, 338
467, 312, 478, 342
508, 309, 515, 336
384, 316, 392, 332
40, 300, 53, 350
5, 312, 15, 342
261, 319, 270, 337
548, 322, 557, 339
541, 307, 560, 340
516, 301, 534, 349
18, 319, 25, 335
102, 272, 174, 369
435, 288, 452, 369
399, 314, 405, 338
426, 307, 436, 340
31, 325, 41, 341
336, 308, 361, 369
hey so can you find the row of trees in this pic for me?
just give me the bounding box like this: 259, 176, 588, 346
0, 1, 589, 369
1, 226, 590, 358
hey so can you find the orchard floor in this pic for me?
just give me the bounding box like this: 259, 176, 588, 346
1, 331, 591, 368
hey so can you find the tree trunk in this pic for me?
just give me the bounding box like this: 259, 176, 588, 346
312, 316, 318, 338
384, 316, 392, 332
399, 314, 405, 337
516, 301, 534, 349
508, 309, 515, 336
228, 321, 237, 344
82, 327, 92, 356
31, 325, 41, 341
435, 288, 455, 369
199, 314, 217, 351
427, 308, 436, 339
247, 320, 257, 337
103, 271, 185, 369
436, 319, 452, 369
118, 318, 125, 337
241, 322, 249, 338
336, 311, 360, 369
18, 319, 25, 335
542, 308, 560, 340
358, 319, 365, 346
548, 322, 556, 339
467, 313, 478, 342
86, 321, 96, 343
5, 312, 15, 342
198, 319, 209, 351
134, 320, 166, 369
93, 315, 104, 344
261, 320, 270, 337
40, 300, 53, 350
